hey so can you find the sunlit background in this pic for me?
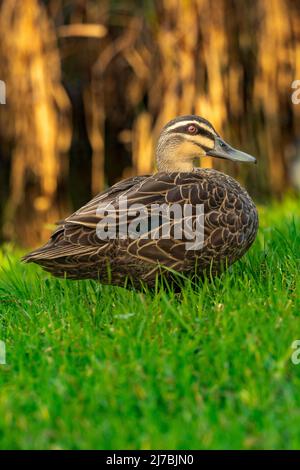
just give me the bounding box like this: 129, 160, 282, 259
0, 0, 300, 247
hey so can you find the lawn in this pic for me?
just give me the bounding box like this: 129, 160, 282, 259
0, 197, 299, 450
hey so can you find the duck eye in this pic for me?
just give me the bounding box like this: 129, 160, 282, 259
187, 125, 197, 134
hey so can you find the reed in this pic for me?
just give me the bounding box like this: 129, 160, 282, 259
0, 0, 299, 245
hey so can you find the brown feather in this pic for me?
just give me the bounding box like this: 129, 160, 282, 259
23, 169, 258, 288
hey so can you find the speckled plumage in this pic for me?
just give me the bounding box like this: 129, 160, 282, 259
23, 168, 258, 288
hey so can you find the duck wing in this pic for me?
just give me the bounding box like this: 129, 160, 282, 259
22, 175, 149, 261
23, 169, 258, 286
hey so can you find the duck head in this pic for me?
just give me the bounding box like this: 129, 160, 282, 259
156, 115, 256, 172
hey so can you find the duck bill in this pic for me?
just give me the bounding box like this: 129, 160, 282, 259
207, 137, 257, 164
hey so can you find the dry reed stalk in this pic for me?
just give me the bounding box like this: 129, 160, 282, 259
253, 0, 297, 195
0, 0, 71, 245
1, 0, 300, 245
84, 79, 105, 195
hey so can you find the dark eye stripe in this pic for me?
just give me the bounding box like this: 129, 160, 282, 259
197, 127, 216, 141
168, 124, 215, 141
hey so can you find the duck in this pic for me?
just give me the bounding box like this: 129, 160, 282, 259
23, 115, 258, 289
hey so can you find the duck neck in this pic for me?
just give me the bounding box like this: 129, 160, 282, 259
156, 137, 195, 172
157, 158, 195, 172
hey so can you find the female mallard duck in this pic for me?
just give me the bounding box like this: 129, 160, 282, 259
23, 116, 258, 288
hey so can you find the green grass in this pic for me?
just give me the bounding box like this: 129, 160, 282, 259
0, 197, 300, 450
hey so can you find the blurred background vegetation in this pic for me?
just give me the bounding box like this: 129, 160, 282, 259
0, 0, 300, 247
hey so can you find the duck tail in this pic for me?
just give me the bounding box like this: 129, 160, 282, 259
21, 240, 56, 264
